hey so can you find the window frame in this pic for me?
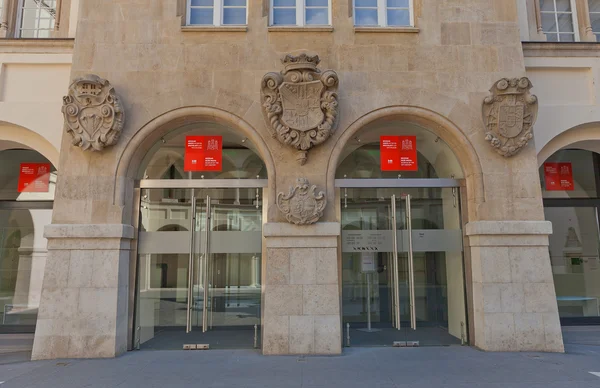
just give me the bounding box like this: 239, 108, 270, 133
16, 0, 57, 38
186, 0, 248, 27
269, 0, 332, 27
539, 0, 581, 42
353, 0, 414, 28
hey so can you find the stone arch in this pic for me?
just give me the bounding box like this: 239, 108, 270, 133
0, 121, 59, 167
326, 105, 485, 220
114, 106, 276, 224
537, 122, 600, 166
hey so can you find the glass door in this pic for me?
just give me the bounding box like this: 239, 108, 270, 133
341, 186, 466, 347
136, 186, 263, 349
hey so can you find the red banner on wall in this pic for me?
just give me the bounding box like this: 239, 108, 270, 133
380, 136, 417, 171
544, 162, 574, 191
184, 136, 222, 172
18, 163, 51, 193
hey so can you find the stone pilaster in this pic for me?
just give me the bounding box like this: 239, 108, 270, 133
262, 222, 341, 355
31, 224, 133, 360
466, 221, 564, 352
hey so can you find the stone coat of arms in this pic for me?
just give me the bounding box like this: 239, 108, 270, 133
482, 77, 538, 157
277, 178, 327, 225
62, 74, 125, 151
261, 53, 339, 165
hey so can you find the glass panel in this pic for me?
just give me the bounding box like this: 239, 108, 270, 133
545, 207, 600, 319
0, 208, 52, 333
559, 33, 575, 41
306, 8, 328, 24
273, 8, 296, 24
540, 0, 556, 11
590, 11, 600, 32
545, 32, 559, 41
387, 0, 409, 6
306, 0, 328, 7
223, 8, 246, 24
557, 12, 574, 32
355, 9, 378, 25
541, 12, 558, 32
555, 0, 572, 11
19, 0, 56, 37
0, 149, 56, 201
387, 9, 410, 26
590, 0, 600, 12
190, 8, 214, 25
138, 122, 267, 180
224, 0, 246, 6
191, 0, 214, 5
540, 149, 597, 198
355, 0, 377, 7
336, 122, 464, 179
341, 187, 466, 346
273, 0, 296, 6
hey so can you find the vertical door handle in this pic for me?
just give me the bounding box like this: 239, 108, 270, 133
391, 195, 401, 330
186, 196, 197, 333
202, 195, 211, 333
405, 194, 416, 330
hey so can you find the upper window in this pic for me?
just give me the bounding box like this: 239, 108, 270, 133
589, 0, 600, 39
539, 0, 578, 42
187, 0, 247, 26
270, 0, 330, 26
18, 0, 57, 38
354, 0, 413, 27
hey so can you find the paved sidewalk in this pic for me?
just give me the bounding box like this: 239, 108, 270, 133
1, 343, 600, 387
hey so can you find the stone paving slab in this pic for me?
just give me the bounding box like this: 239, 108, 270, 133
1, 344, 600, 387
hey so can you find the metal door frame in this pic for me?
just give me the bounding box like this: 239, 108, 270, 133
129, 179, 268, 350
336, 178, 470, 345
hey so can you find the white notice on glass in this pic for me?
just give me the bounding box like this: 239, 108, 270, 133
361, 252, 376, 273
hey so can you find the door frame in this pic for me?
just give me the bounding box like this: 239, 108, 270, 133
128, 178, 268, 350
334, 178, 473, 346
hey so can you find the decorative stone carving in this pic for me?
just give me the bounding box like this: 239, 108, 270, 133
62, 74, 125, 151
261, 53, 339, 165
482, 77, 538, 157
277, 178, 327, 225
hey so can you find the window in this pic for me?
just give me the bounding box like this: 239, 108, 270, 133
589, 0, 600, 39
539, 0, 578, 41
354, 0, 413, 27
187, 0, 247, 26
270, 0, 330, 26
18, 0, 57, 38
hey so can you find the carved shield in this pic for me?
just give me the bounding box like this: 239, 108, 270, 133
498, 104, 524, 138
279, 81, 325, 131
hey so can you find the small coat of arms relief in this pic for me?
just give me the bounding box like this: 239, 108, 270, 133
482, 77, 538, 157
62, 74, 125, 151
277, 178, 327, 225
261, 52, 339, 165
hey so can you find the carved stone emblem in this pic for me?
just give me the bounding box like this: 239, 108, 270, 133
277, 178, 327, 225
62, 74, 125, 151
482, 77, 538, 157
261, 53, 339, 165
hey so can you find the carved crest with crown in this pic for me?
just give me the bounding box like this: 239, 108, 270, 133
261, 53, 339, 165
62, 74, 125, 151
482, 77, 538, 157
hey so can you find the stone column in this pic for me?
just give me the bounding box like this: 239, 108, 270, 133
466, 221, 564, 352
575, 0, 598, 42
0, 0, 12, 38
31, 224, 133, 360
262, 222, 341, 355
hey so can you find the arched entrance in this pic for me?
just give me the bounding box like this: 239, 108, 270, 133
0, 147, 56, 334
539, 147, 600, 326
333, 117, 469, 347
132, 120, 268, 350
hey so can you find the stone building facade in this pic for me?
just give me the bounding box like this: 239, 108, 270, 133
2, 0, 600, 360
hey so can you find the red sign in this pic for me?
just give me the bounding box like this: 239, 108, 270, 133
18, 163, 51, 193
544, 162, 574, 191
380, 136, 417, 171
184, 136, 222, 172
